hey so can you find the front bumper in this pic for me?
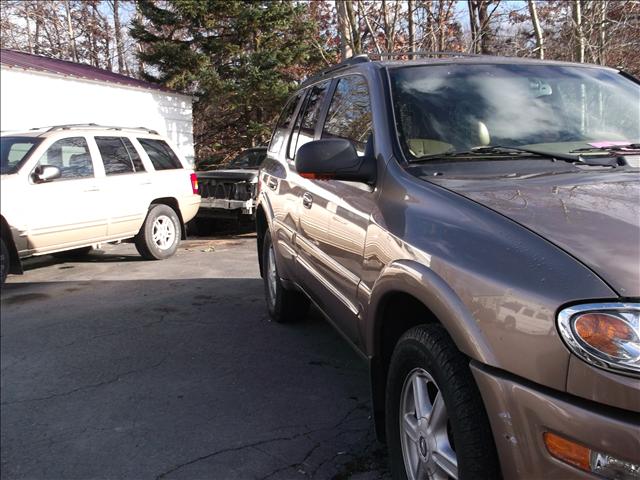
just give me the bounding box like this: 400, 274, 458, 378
198, 198, 256, 217
472, 363, 640, 479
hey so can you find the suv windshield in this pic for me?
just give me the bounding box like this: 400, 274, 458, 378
389, 64, 640, 161
1, 137, 42, 174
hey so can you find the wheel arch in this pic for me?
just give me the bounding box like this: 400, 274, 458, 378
150, 197, 186, 239
366, 259, 498, 441
0, 215, 23, 274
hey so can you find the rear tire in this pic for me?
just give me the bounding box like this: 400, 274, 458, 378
386, 324, 500, 480
51, 246, 92, 258
135, 204, 181, 260
0, 237, 8, 284
262, 230, 309, 323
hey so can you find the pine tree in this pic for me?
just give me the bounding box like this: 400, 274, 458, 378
130, 0, 328, 164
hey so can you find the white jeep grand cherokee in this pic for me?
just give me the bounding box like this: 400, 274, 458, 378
0, 124, 201, 283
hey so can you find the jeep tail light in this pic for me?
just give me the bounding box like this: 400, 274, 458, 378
544, 432, 639, 479
190, 173, 199, 194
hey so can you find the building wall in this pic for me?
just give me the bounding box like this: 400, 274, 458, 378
0, 67, 195, 164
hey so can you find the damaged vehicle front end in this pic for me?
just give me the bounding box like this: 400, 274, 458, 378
195, 147, 266, 224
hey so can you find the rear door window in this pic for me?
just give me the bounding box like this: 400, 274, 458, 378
269, 93, 303, 154
36, 137, 94, 179
288, 81, 331, 160
322, 75, 373, 156
96, 137, 136, 175
137, 138, 183, 170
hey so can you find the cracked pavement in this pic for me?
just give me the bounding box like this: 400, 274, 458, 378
1, 235, 390, 480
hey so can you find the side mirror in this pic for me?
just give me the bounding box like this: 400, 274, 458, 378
295, 138, 376, 185
32, 165, 61, 183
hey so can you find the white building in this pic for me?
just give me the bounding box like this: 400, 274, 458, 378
0, 49, 195, 165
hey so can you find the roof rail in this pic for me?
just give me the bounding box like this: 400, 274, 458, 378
301, 54, 371, 87
31, 123, 159, 135
370, 50, 481, 59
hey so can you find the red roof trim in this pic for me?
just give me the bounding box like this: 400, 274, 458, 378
0, 49, 184, 95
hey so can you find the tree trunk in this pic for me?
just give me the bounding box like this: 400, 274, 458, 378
598, 0, 607, 65
468, 0, 479, 53
112, 0, 127, 74
336, 0, 354, 59
408, 0, 414, 57
528, 0, 544, 59
345, 0, 360, 54
572, 0, 585, 63
64, 0, 78, 62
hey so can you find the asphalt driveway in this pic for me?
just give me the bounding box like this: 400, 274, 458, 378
1, 236, 389, 479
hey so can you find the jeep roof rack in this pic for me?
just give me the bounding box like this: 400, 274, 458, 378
30, 123, 159, 135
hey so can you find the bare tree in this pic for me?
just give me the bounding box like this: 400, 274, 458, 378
336, 0, 354, 58
528, 0, 544, 59
572, 0, 585, 62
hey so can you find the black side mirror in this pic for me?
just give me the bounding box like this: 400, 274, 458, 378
32, 165, 61, 183
295, 138, 376, 185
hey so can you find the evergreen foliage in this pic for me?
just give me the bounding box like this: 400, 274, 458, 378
130, 0, 329, 164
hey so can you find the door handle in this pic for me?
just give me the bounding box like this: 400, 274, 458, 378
302, 192, 313, 209
139, 181, 152, 186
267, 178, 278, 191
83, 187, 100, 192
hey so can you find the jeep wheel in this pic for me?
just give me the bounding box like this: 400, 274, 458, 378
262, 230, 309, 323
1, 237, 8, 284
135, 204, 181, 260
386, 325, 500, 480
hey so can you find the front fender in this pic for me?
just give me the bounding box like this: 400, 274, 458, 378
366, 259, 497, 366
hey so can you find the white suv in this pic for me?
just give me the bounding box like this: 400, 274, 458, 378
0, 124, 201, 283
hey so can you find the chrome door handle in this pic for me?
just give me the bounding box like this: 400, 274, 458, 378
267, 178, 278, 191
139, 181, 152, 186
83, 187, 100, 192
302, 192, 313, 209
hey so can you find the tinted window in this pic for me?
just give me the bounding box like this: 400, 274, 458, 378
96, 137, 134, 175
122, 138, 146, 172
36, 137, 93, 179
137, 138, 182, 170
269, 93, 303, 154
289, 81, 330, 159
1, 137, 41, 174
322, 76, 373, 155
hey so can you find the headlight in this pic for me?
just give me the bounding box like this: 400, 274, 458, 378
557, 302, 640, 376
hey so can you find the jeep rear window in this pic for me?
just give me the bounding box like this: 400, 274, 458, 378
96, 137, 146, 175
390, 64, 640, 160
137, 138, 183, 170
1, 137, 42, 174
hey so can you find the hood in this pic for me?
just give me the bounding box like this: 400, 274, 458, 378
196, 169, 258, 182
427, 170, 640, 297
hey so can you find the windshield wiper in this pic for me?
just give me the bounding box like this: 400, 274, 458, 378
570, 143, 640, 153
412, 145, 578, 162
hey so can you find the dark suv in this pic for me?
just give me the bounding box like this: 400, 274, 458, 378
255, 53, 639, 480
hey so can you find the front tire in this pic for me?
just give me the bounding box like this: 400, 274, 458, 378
135, 204, 181, 260
262, 230, 309, 323
386, 325, 500, 480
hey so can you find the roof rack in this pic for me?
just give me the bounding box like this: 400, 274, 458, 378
30, 123, 159, 134
301, 51, 482, 87
371, 50, 481, 59
301, 54, 370, 87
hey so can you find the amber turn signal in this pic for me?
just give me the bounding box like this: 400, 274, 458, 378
544, 432, 591, 471
574, 313, 635, 358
